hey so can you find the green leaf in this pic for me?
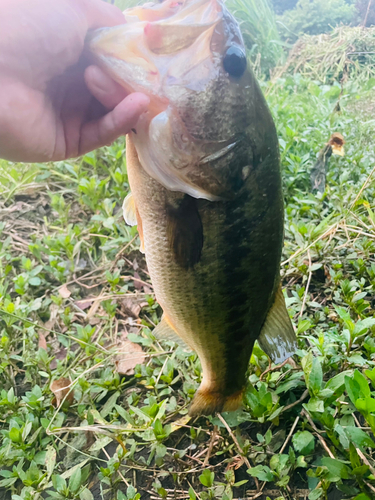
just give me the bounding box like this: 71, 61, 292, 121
353, 370, 371, 398
292, 431, 315, 455
9, 427, 22, 443
45, 446, 56, 478
199, 469, 215, 487
89, 436, 113, 452
304, 398, 324, 413
52, 475, 66, 494
325, 370, 352, 392
80, 488, 94, 500
188, 487, 196, 500
126, 485, 138, 499
309, 488, 323, 500
233, 479, 248, 487
247, 465, 274, 482
29, 277, 41, 286
302, 352, 313, 386
69, 467, 82, 494
365, 367, 375, 388
355, 397, 375, 413
321, 457, 351, 481
100, 391, 120, 418
296, 455, 308, 468
344, 427, 375, 450
345, 375, 361, 405
309, 358, 323, 394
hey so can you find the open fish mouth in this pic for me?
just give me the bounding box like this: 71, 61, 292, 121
87, 0, 223, 102
88, 0, 248, 200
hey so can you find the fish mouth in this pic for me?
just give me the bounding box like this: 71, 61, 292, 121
87, 0, 223, 102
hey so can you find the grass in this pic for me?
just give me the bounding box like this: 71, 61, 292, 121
1, 64, 375, 500
225, 0, 285, 75
274, 26, 375, 83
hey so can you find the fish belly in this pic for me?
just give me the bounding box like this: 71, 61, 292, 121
126, 137, 283, 416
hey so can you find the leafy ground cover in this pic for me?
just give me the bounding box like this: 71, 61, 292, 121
1, 72, 375, 500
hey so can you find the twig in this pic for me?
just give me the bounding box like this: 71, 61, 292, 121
103, 448, 129, 487
280, 416, 300, 454
203, 425, 218, 467
282, 223, 338, 266
364, 481, 375, 495
302, 410, 335, 459
299, 250, 312, 317
363, 0, 373, 27
350, 163, 375, 209
155, 355, 169, 387
247, 491, 263, 500
260, 358, 289, 381
356, 448, 375, 476
187, 481, 201, 500
111, 235, 138, 270
280, 389, 309, 414
217, 413, 251, 469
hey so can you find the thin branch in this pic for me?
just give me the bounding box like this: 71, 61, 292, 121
280, 416, 300, 454
299, 250, 312, 317
302, 410, 335, 459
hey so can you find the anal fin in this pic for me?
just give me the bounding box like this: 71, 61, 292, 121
153, 316, 191, 351
257, 285, 297, 364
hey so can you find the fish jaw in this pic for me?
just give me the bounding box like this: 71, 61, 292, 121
87, 0, 222, 101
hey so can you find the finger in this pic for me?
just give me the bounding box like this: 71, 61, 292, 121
78, 92, 150, 156
85, 65, 127, 110
79, 0, 126, 29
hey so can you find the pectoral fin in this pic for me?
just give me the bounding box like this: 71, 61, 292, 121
257, 285, 297, 364
153, 316, 191, 351
122, 192, 145, 253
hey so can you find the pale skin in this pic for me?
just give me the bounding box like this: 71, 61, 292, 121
0, 0, 150, 163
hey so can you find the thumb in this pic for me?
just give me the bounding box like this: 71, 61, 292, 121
77, 92, 150, 156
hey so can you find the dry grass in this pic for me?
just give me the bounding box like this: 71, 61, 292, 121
273, 25, 375, 83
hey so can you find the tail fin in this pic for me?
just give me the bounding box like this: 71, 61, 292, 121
257, 284, 297, 364
188, 389, 243, 417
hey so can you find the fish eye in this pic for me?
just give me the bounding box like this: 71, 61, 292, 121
223, 46, 247, 78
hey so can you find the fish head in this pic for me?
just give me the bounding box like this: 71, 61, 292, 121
88, 0, 257, 200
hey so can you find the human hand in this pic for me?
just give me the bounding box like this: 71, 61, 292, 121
0, 0, 150, 162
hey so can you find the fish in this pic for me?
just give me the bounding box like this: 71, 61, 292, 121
88, 0, 297, 417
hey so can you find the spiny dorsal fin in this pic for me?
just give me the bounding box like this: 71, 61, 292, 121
153, 316, 191, 351
166, 195, 203, 269
257, 285, 297, 364
122, 192, 145, 253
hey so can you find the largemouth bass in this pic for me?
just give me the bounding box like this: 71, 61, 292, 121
88, 0, 297, 416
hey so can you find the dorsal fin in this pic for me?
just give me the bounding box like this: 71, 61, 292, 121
257, 285, 297, 364
166, 195, 203, 269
